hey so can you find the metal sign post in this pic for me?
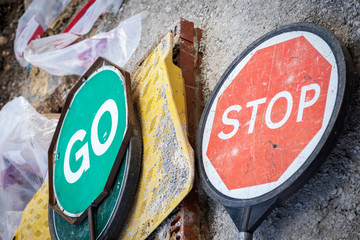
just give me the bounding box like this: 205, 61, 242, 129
197, 23, 354, 238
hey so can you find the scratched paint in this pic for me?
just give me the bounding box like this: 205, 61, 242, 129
202, 31, 338, 199
119, 33, 194, 239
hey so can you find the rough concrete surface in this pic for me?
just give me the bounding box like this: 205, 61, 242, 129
1, 0, 360, 239
117, 1, 360, 239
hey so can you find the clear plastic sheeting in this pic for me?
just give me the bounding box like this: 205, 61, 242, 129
63, 0, 123, 35
0, 97, 57, 240
24, 12, 144, 76
15, 0, 123, 67
14, 0, 71, 66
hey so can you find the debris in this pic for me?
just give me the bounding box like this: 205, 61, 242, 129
149, 18, 206, 240
4, 65, 11, 72
0, 36, 7, 46
14, 0, 123, 67
14, 0, 71, 66
24, 12, 144, 76
0, 97, 57, 240
12, 183, 51, 240
119, 32, 194, 239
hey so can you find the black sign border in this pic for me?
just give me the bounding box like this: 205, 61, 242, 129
197, 22, 354, 209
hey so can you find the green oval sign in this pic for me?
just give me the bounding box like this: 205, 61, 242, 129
54, 66, 128, 217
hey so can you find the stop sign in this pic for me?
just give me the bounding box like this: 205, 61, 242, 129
205, 34, 333, 198
198, 23, 353, 207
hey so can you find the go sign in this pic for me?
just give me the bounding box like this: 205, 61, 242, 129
62, 99, 119, 184
50, 61, 134, 220
198, 23, 353, 209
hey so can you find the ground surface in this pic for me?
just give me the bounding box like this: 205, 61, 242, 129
1, 0, 360, 239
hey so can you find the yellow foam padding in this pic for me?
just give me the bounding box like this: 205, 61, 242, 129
119, 32, 194, 239
13, 182, 51, 240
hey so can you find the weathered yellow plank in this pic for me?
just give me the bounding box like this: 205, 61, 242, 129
13, 182, 51, 240
119, 33, 194, 239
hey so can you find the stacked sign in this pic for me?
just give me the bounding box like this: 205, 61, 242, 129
48, 58, 140, 240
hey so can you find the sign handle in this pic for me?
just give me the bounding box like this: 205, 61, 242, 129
225, 197, 277, 234
88, 205, 96, 240
237, 232, 253, 240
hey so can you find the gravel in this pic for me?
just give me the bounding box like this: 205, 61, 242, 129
115, 1, 360, 239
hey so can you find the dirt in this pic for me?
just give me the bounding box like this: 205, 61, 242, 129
0, 0, 25, 110
1, 0, 360, 239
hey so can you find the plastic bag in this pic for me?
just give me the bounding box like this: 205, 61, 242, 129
14, 0, 71, 66
63, 0, 123, 35
0, 97, 57, 240
24, 12, 144, 76
15, 0, 123, 67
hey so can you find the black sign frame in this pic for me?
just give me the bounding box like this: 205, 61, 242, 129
197, 23, 354, 233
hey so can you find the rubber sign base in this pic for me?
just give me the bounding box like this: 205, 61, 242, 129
225, 198, 277, 234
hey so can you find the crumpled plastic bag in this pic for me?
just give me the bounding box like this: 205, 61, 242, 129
15, 0, 123, 67
24, 12, 144, 76
0, 97, 57, 240
14, 0, 71, 66
62, 0, 123, 35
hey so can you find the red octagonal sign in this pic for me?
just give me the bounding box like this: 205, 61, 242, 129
200, 30, 340, 199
